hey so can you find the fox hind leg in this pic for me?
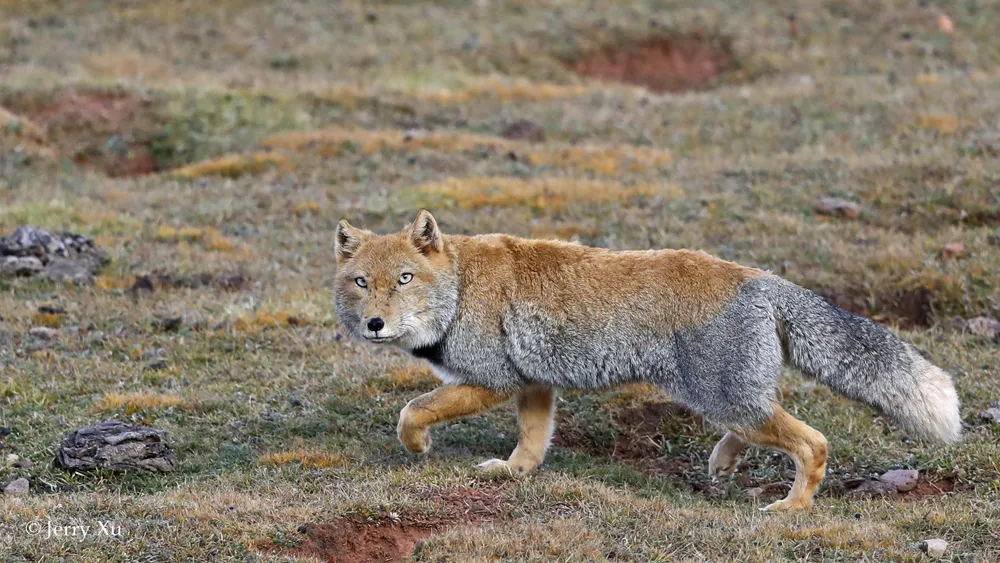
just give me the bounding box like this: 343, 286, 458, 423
478, 386, 556, 476
397, 385, 511, 454
732, 403, 828, 511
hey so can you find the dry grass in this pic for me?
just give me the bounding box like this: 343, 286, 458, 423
1, 1, 999, 561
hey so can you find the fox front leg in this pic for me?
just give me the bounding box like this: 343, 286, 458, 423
397, 385, 511, 454
477, 386, 556, 476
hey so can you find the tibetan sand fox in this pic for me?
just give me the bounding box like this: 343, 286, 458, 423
334, 210, 961, 511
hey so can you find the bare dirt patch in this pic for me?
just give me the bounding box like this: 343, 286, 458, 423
567, 33, 739, 93
815, 286, 933, 328
555, 398, 704, 477
6, 91, 158, 177
258, 484, 510, 563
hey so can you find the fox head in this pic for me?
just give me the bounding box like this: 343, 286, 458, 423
334, 210, 459, 350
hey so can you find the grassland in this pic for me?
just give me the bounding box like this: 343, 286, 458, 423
1, 0, 999, 561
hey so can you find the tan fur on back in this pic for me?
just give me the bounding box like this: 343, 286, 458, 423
448, 234, 763, 333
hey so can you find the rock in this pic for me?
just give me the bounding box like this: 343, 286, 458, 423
28, 326, 58, 340
919, 538, 948, 556
0, 256, 43, 277
3, 477, 29, 496
879, 469, 919, 492
952, 316, 1000, 338
500, 120, 546, 143
56, 419, 176, 473
0, 226, 108, 282
941, 242, 964, 261
845, 478, 897, 498
143, 359, 168, 372
745, 487, 765, 499
815, 198, 861, 219
980, 407, 1000, 424
4, 453, 20, 467
16, 458, 33, 469
936, 14, 954, 34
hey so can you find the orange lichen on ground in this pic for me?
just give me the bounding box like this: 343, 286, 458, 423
169, 152, 290, 180
258, 449, 347, 469
95, 392, 186, 415
261, 127, 670, 175
155, 225, 240, 252
234, 311, 308, 330
419, 176, 657, 211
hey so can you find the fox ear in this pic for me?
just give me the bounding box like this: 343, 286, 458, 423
335, 220, 367, 263
408, 210, 444, 255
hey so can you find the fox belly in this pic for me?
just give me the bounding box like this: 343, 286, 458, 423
501, 290, 783, 427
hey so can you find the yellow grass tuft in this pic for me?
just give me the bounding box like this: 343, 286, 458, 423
418, 76, 591, 104
156, 225, 240, 252
258, 449, 347, 469
170, 152, 290, 181
916, 114, 965, 136
915, 73, 940, 86
291, 201, 321, 216
261, 127, 670, 176
94, 273, 134, 291
419, 177, 657, 211
31, 312, 63, 328
95, 392, 186, 415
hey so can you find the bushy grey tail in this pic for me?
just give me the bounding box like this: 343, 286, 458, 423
763, 278, 962, 443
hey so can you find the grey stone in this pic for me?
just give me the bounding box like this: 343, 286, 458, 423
815, 197, 861, 219
0, 255, 43, 277
952, 316, 1000, 338
846, 478, 897, 498
28, 327, 58, 340
3, 477, 29, 496
879, 469, 919, 492
56, 419, 176, 473
980, 407, 1000, 424
918, 538, 948, 557
0, 226, 108, 282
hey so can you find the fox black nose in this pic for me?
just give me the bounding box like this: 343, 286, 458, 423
367, 317, 385, 332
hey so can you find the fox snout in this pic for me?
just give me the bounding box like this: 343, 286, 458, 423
363, 316, 393, 341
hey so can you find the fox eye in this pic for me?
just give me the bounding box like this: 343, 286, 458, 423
355, 277, 367, 288
399, 273, 413, 285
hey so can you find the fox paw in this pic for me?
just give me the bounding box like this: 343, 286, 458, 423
708, 435, 743, 477
761, 497, 813, 512
397, 407, 431, 454
476, 459, 514, 475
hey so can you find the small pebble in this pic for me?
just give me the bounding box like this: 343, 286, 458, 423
920, 538, 948, 556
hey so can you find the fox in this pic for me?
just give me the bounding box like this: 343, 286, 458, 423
334, 210, 962, 511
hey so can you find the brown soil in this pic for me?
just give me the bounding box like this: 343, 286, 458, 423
815, 285, 933, 328
257, 484, 510, 563
11, 91, 158, 177
567, 33, 738, 93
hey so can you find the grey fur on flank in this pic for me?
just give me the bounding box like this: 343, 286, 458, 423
419, 276, 961, 443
